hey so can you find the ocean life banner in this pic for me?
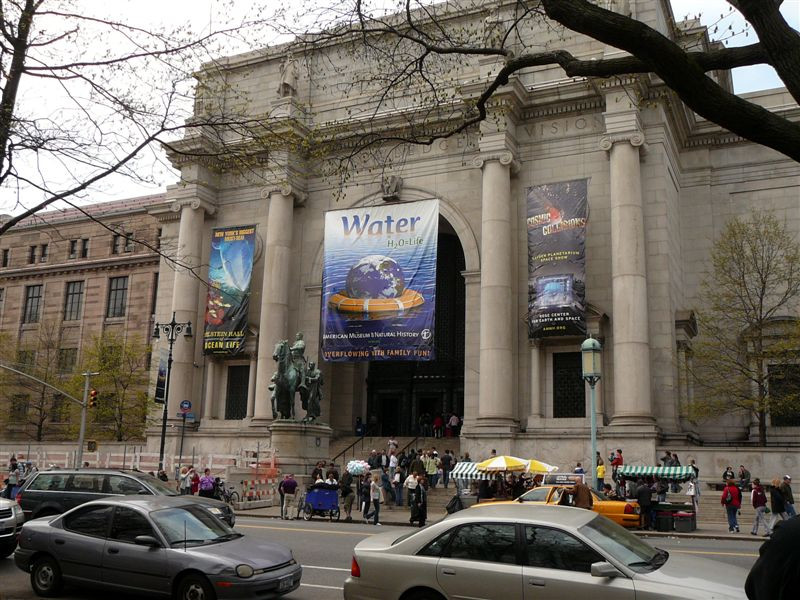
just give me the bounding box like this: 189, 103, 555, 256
203, 225, 256, 355
321, 199, 439, 361
527, 180, 588, 338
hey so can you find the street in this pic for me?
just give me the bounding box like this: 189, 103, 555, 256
0, 516, 762, 600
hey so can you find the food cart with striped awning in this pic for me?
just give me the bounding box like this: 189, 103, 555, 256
450, 461, 493, 481
616, 465, 696, 481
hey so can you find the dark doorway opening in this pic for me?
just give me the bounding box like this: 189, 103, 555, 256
367, 218, 465, 436
225, 365, 249, 420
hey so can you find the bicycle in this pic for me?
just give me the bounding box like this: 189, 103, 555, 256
216, 479, 240, 505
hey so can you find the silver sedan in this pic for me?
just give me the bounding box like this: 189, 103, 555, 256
14, 495, 301, 599
344, 503, 747, 600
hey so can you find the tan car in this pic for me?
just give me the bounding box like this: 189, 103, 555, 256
513, 485, 642, 528
344, 503, 747, 600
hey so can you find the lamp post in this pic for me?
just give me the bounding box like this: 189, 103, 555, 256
152, 312, 193, 472
581, 336, 602, 491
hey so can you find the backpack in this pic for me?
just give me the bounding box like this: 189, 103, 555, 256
445, 494, 464, 514
724, 489, 733, 504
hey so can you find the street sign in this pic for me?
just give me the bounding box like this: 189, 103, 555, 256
175, 412, 196, 421
179, 400, 192, 413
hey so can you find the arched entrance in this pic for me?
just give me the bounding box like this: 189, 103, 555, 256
366, 216, 466, 436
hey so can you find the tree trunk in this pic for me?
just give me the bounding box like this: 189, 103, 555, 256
758, 409, 767, 447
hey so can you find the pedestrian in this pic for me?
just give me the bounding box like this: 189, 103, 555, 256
432, 414, 444, 438
596, 455, 605, 492
779, 475, 795, 517
404, 469, 418, 507
424, 452, 438, 488
689, 459, 701, 500
602, 483, 618, 500
739, 465, 752, 490
387, 437, 398, 453
721, 478, 742, 533
363, 474, 382, 525
360, 475, 371, 521
611, 449, 624, 494
660, 451, 672, 467
410, 475, 427, 527
393, 466, 404, 507
570, 480, 594, 510
670, 453, 682, 492
280, 474, 298, 520
635, 479, 654, 529
157, 469, 169, 482
461, 452, 472, 463
179, 466, 192, 495
340, 471, 355, 522
574, 462, 585, 475
685, 478, 698, 515
388, 450, 398, 478
769, 478, 789, 530
447, 413, 460, 437
381, 467, 394, 508
441, 449, 454, 488
355, 417, 365, 437
189, 466, 200, 495
745, 515, 800, 600
277, 474, 287, 518
367, 450, 380, 470
722, 465, 735, 482
750, 479, 770, 537
655, 477, 668, 503
198, 469, 216, 498
325, 470, 338, 486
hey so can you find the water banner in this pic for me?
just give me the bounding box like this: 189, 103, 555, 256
321, 199, 439, 361
203, 225, 256, 355
527, 179, 588, 338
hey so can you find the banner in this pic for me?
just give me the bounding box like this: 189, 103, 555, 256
321, 199, 439, 361
527, 179, 588, 338
154, 348, 167, 404
203, 225, 256, 355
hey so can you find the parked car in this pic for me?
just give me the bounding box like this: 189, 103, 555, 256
16, 469, 235, 526
0, 496, 26, 557
509, 485, 642, 528
14, 496, 301, 599
344, 503, 747, 600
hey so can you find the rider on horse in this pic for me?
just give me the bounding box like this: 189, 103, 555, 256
290, 332, 308, 391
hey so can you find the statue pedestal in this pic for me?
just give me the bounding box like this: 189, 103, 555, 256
268, 420, 332, 477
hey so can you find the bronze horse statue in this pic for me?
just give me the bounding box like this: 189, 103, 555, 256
272, 339, 306, 420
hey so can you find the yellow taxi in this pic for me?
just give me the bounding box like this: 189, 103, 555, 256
499, 485, 642, 528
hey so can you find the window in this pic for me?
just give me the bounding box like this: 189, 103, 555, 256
39, 243, 48, 262
112, 232, 133, 254
445, 523, 518, 565
63, 280, 84, 321
68, 240, 78, 259
553, 352, 585, 418
2, 249, 8, 267
125, 234, 134, 252
110, 507, 155, 543
58, 348, 78, 373
112, 233, 122, 254
63, 504, 113, 538
28, 245, 36, 264
419, 528, 456, 557
105, 475, 147, 496
67, 474, 102, 493
26, 473, 68, 491
106, 276, 128, 318
769, 364, 800, 427
23, 284, 43, 323
150, 272, 159, 316
10, 394, 29, 420
519, 487, 551, 503
225, 365, 249, 420
51, 394, 71, 423
17, 350, 35, 369
81, 238, 89, 258
524, 526, 603, 573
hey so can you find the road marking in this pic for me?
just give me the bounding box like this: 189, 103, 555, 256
237, 523, 377, 537
672, 550, 758, 558
304, 565, 351, 572
301, 583, 345, 590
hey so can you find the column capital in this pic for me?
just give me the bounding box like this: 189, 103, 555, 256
472, 150, 521, 173
169, 198, 217, 216
599, 131, 646, 152
260, 183, 307, 206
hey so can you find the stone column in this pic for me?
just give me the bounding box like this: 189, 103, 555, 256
527, 340, 543, 427
476, 153, 515, 428
246, 356, 258, 418
253, 186, 299, 422
600, 134, 653, 426
167, 199, 210, 418
202, 360, 216, 420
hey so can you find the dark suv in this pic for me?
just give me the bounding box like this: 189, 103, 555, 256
16, 469, 235, 526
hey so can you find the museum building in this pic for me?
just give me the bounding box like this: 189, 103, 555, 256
148, 0, 800, 468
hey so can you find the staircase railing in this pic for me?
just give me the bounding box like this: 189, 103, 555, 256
330, 425, 378, 467
399, 436, 419, 456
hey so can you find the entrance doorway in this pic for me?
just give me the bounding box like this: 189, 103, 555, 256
367, 219, 465, 436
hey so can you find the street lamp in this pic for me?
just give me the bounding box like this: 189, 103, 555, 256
581, 336, 602, 491
152, 312, 193, 472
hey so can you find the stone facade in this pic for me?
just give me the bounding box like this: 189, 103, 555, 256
0, 195, 163, 439
148, 0, 800, 468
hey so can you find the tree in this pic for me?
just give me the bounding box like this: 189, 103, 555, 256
73, 331, 151, 441
687, 213, 800, 446
269, 0, 800, 167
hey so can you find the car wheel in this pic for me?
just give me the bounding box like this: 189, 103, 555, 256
331, 507, 340, 522
176, 573, 216, 600
303, 503, 313, 521
30, 555, 63, 597
228, 491, 239, 505
0, 541, 16, 558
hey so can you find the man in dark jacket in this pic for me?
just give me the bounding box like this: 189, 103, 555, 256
746, 517, 800, 600
635, 479, 653, 529
779, 476, 795, 517
570, 481, 594, 510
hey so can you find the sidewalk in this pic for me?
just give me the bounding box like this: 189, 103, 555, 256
234, 503, 765, 542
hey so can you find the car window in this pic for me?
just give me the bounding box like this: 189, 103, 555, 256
579, 515, 659, 569
67, 474, 102, 493
151, 505, 232, 547
110, 507, 155, 543
136, 474, 178, 496
63, 504, 113, 538
524, 526, 604, 573
26, 473, 68, 491
519, 487, 549, 502
445, 523, 518, 565
418, 528, 455, 557
105, 475, 147, 496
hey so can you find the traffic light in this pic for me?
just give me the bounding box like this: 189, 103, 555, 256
88, 388, 98, 408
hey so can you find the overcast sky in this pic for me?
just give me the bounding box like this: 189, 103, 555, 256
4, 0, 799, 213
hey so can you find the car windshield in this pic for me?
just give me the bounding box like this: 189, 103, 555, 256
138, 474, 179, 496
151, 505, 237, 547
579, 515, 666, 572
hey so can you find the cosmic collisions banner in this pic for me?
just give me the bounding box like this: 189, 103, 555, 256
203, 225, 256, 355
321, 199, 439, 362
527, 180, 588, 338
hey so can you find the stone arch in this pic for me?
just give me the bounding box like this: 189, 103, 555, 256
307, 186, 480, 285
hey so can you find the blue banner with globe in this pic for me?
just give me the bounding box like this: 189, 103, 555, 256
321, 199, 439, 361
203, 225, 256, 355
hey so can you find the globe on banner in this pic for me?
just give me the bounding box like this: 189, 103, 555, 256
328, 254, 424, 313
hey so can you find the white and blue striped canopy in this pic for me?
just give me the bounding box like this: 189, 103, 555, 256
617, 465, 695, 480
451, 461, 492, 481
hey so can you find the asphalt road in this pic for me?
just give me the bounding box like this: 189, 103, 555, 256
0, 516, 763, 600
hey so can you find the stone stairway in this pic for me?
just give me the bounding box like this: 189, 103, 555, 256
329, 435, 461, 466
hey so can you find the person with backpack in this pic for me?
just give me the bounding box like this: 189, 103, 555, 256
721, 478, 742, 533
198, 468, 216, 498
339, 471, 355, 522
750, 479, 770, 537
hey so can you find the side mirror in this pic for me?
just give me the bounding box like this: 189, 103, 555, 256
591, 561, 622, 578
134, 535, 161, 548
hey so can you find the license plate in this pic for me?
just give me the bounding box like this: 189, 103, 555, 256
278, 576, 293, 591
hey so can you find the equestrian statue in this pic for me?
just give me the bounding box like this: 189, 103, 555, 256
271, 332, 322, 422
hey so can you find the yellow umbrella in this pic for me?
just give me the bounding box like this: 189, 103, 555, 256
526, 459, 559, 474
476, 455, 529, 472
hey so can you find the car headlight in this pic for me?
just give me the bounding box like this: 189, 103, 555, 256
207, 507, 222, 515
12, 504, 22, 516
236, 564, 254, 578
